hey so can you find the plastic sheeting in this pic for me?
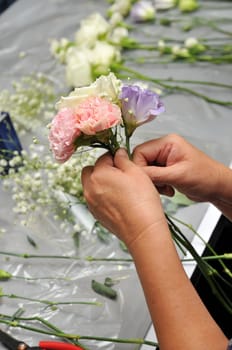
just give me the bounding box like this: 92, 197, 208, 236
0, 0, 232, 349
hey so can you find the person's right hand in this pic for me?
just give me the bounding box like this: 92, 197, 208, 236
133, 134, 226, 203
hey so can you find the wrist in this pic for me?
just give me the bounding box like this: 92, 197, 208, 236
127, 215, 170, 255
211, 164, 232, 204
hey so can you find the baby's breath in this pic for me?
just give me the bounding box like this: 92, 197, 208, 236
1, 143, 98, 229
0, 73, 57, 135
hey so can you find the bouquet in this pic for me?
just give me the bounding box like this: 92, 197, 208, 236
48, 73, 165, 162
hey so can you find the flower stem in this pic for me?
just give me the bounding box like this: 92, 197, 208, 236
0, 293, 101, 308
0, 250, 133, 262
0, 318, 158, 347
0, 312, 88, 349
170, 215, 232, 278
112, 63, 232, 107
166, 214, 232, 314
114, 63, 232, 89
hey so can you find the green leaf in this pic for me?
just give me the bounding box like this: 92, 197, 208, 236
91, 279, 117, 300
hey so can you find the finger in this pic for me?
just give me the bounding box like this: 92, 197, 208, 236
142, 165, 175, 185
113, 148, 133, 172
81, 165, 94, 188
93, 151, 114, 170
156, 184, 175, 197
133, 136, 173, 166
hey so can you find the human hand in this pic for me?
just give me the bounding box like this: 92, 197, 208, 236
81, 148, 166, 249
133, 134, 224, 203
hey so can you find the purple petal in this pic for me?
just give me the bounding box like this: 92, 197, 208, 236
120, 84, 165, 127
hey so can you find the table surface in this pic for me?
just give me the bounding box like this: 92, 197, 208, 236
0, 1, 231, 349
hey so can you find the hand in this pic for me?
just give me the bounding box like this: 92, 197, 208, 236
81, 148, 166, 249
133, 134, 224, 203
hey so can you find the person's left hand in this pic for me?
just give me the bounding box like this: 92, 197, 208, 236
81, 148, 166, 249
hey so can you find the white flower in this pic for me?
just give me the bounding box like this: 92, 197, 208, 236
109, 12, 123, 26
108, 27, 129, 45
89, 41, 121, 73
0, 159, 8, 167
184, 37, 198, 48
184, 37, 205, 53
57, 72, 122, 110
50, 38, 72, 63
65, 47, 93, 88
75, 13, 110, 48
172, 45, 190, 58
172, 45, 181, 55
107, 0, 132, 17
158, 39, 166, 53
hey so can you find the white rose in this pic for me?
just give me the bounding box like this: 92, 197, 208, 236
57, 73, 122, 110
65, 47, 93, 88
75, 13, 110, 48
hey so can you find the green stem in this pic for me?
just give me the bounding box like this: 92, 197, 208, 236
0, 319, 158, 347
12, 275, 72, 281
115, 63, 232, 89
0, 313, 88, 349
182, 253, 232, 262
0, 251, 133, 262
1, 250, 231, 264
166, 215, 232, 313
112, 64, 232, 107
170, 215, 232, 278
1, 293, 101, 308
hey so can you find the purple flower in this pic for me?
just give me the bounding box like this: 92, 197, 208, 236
120, 85, 165, 135
130, 1, 156, 23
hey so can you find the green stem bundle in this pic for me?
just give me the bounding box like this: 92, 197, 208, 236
0, 314, 158, 348
112, 63, 232, 107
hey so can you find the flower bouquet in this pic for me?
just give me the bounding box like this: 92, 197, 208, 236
48, 72, 164, 162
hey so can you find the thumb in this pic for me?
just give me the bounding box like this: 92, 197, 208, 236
114, 148, 132, 171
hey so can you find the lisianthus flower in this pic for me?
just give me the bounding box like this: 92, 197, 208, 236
120, 85, 165, 136
65, 47, 93, 88
48, 108, 81, 163
75, 13, 110, 48
89, 41, 121, 76
75, 96, 122, 136
108, 27, 129, 45
57, 73, 122, 110
107, 0, 132, 18
130, 1, 156, 23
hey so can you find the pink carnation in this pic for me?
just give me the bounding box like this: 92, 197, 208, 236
75, 96, 122, 135
48, 107, 81, 163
